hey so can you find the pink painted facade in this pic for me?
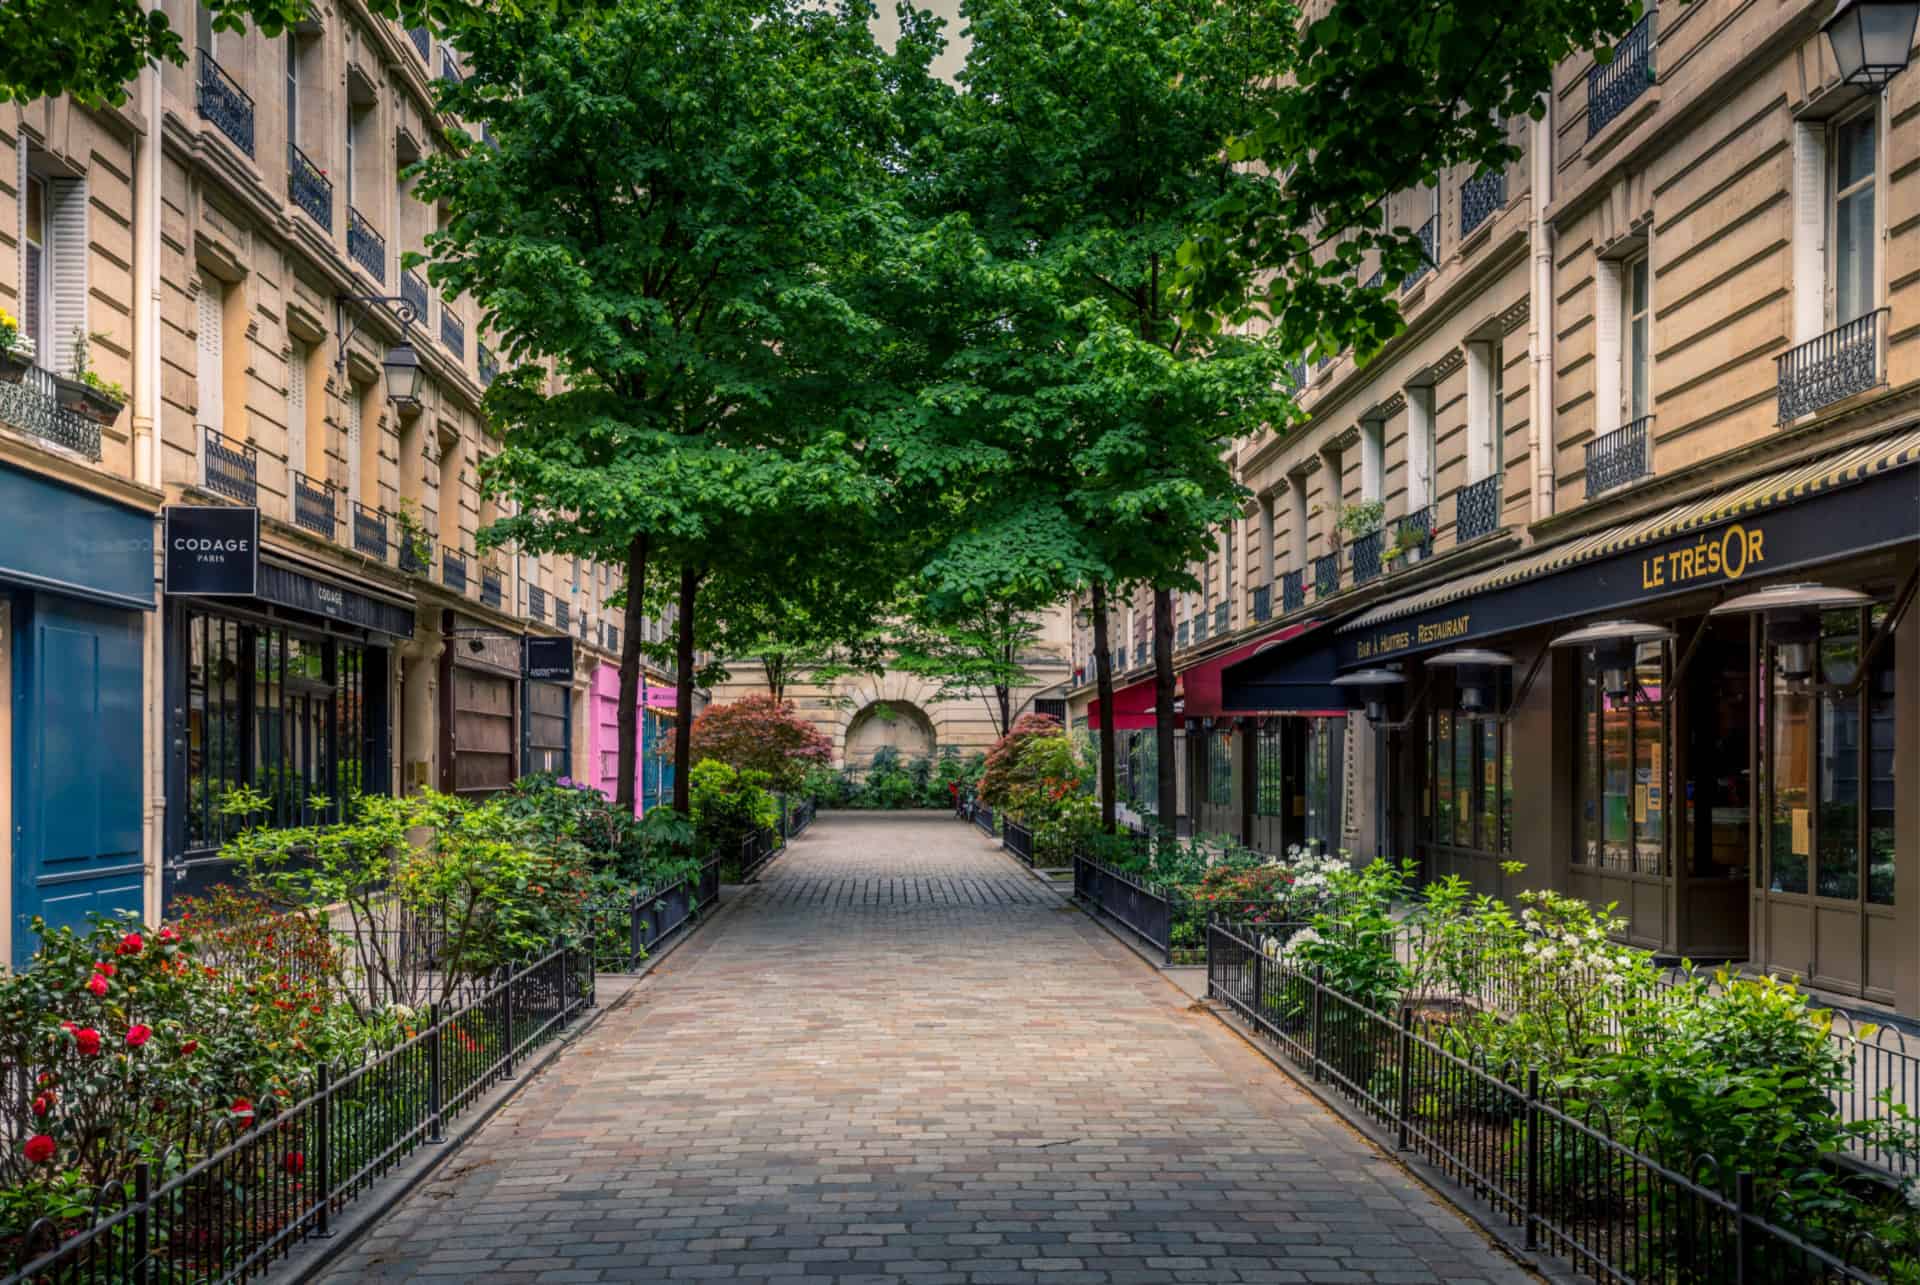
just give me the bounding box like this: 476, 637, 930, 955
589, 663, 678, 814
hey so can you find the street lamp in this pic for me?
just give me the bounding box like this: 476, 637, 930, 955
383, 335, 424, 406
1423, 648, 1516, 715
1711, 582, 1871, 683
1549, 619, 1675, 700
1823, 0, 1920, 87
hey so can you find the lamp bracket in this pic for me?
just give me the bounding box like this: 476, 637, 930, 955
335, 293, 419, 372
1372, 672, 1437, 732
1499, 646, 1553, 721
1799, 563, 1919, 696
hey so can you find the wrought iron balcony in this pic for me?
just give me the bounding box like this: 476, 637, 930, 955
1177, 620, 1189, 647
478, 342, 498, 386
1776, 309, 1887, 424
442, 546, 468, 594
1288, 358, 1308, 390
481, 567, 503, 609
1588, 13, 1655, 139
288, 143, 332, 230
441, 310, 465, 358
352, 500, 387, 560
1390, 506, 1435, 567
1213, 602, 1228, 635
527, 584, 546, 622
197, 51, 254, 157
1585, 416, 1653, 498
1456, 473, 1502, 543
1461, 168, 1506, 237
291, 470, 337, 537
1351, 527, 1385, 584
1364, 268, 1384, 290
401, 268, 429, 323
399, 536, 431, 576
556, 599, 571, 629
408, 26, 430, 60
1282, 569, 1305, 614
1314, 551, 1341, 599
1251, 583, 1271, 623
347, 207, 385, 282
0, 365, 103, 459
1402, 217, 1435, 291
204, 427, 257, 504
1133, 640, 1147, 668
603, 622, 620, 652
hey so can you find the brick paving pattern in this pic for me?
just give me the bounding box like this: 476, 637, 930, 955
325, 813, 1534, 1284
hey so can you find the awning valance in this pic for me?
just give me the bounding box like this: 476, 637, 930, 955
1219, 617, 1351, 715
1336, 427, 1920, 669
1087, 674, 1155, 730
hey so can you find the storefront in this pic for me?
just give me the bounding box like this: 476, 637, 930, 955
439, 610, 519, 800
1, 464, 155, 966
587, 661, 677, 813
521, 636, 576, 779
1211, 620, 1354, 855
165, 544, 410, 906
1332, 428, 1919, 1007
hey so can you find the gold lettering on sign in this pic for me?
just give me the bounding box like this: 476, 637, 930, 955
1642, 523, 1766, 592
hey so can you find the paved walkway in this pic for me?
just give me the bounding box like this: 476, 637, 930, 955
325, 814, 1532, 1285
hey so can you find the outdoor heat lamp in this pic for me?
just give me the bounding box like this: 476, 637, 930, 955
1423, 648, 1516, 715
1822, 0, 1920, 88
1331, 666, 1407, 724
1548, 620, 1675, 700
1711, 582, 1871, 683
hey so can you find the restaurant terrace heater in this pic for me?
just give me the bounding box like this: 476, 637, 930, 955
1548, 620, 1676, 700
1710, 582, 1872, 683
1423, 648, 1516, 716
1330, 666, 1407, 725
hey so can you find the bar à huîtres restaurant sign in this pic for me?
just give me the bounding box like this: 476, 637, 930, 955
1340, 468, 1913, 668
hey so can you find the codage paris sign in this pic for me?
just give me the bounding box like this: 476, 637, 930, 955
163, 504, 260, 597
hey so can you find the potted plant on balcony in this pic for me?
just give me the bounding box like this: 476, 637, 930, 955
1335, 499, 1384, 543
52, 330, 126, 426
1384, 521, 1429, 569
0, 311, 34, 383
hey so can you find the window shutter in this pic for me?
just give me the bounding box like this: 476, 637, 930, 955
287, 343, 307, 476
46, 178, 88, 377
1791, 121, 1826, 344
196, 275, 224, 443
346, 383, 362, 502
1593, 259, 1623, 439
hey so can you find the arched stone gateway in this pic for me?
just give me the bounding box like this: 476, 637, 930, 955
842, 700, 937, 770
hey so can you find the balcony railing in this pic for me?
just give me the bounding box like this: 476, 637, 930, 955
556, 600, 571, 630
1251, 583, 1271, 623
287, 143, 332, 230
1461, 168, 1506, 237
1177, 620, 1190, 647
1390, 506, 1435, 569
481, 568, 503, 609
478, 343, 498, 386
401, 268, 429, 324
1402, 216, 1435, 291
1282, 569, 1305, 614
1776, 309, 1887, 424
1288, 358, 1308, 390
352, 500, 387, 560
1456, 474, 1502, 543
197, 51, 254, 157
1351, 527, 1385, 584
1588, 13, 1655, 138
1314, 552, 1340, 599
0, 365, 103, 459
408, 26, 430, 60
347, 207, 385, 282
527, 584, 546, 622
442, 546, 468, 594
398, 536, 430, 576
291, 470, 337, 537
440, 52, 463, 84
1133, 640, 1147, 668
204, 427, 258, 505
1585, 416, 1654, 498
441, 310, 465, 358
1364, 268, 1384, 290
1213, 602, 1228, 635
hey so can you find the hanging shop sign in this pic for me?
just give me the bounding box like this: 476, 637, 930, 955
1338, 465, 1916, 668
523, 635, 575, 681
163, 505, 258, 597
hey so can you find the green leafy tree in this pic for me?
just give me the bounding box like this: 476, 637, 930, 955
892, 599, 1047, 737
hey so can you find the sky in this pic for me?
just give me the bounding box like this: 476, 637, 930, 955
872, 0, 969, 83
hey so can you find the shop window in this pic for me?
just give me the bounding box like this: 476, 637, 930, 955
1424, 709, 1515, 858
1624, 256, 1651, 422
1574, 642, 1667, 874
1255, 722, 1287, 817
1205, 730, 1231, 806
1304, 718, 1343, 852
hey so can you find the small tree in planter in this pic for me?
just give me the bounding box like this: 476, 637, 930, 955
52, 330, 126, 427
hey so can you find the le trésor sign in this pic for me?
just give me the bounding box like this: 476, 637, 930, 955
164, 505, 259, 596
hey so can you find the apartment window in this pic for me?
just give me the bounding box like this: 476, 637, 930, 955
1259, 493, 1277, 583
1289, 474, 1310, 568
287, 341, 308, 473
1831, 111, 1877, 326
285, 38, 299, 145
1624, 257, 1650, 422
1465, 342, 1498, 483
1406, 385, 1434, 511
21, 173, 46, 354
196, 1, 215, 56
344, 106, 359, 208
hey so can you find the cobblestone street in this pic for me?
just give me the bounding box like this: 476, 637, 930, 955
325, 814, 1533, 1284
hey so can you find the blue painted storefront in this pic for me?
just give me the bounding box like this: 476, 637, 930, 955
0, 464, 155, 967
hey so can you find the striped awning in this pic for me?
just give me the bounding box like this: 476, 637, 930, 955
1341, 426, 1920, 634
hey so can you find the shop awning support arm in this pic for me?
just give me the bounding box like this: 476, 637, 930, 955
1499, 647, 1553, 721
1807, 564, 1919, 697
1663, 615, 1715, 708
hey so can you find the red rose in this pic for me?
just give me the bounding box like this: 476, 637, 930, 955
31, 1093, 53, 1117
85, 974, 108, 998
23, 1135, 55, 1165
126, 1024, 153, 1048
95, 962, 117, 977
157, 927, 180, 945
231, 1099, 254, 1121
72, 1028, 101, 1056
283, 1151, 304, 1175
180, 1039, 198, 1056
116, 933, 144, 956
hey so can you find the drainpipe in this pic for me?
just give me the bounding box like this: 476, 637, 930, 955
1528, 97, 1556, 523
135, 64, 165, 922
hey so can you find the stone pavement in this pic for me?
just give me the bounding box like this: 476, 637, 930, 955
323, 813, 1534, 1285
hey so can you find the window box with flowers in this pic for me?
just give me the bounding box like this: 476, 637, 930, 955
50, 331, 124, 428
0, 312, 34, 383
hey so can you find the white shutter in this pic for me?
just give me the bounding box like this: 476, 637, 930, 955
46, 178, 88, 377
1792, 121, 1826, 344
1406, 387, 1434, 511
196, 275, 224, 457
287, 342, 307, 477
15, 145, 25, 351
1593, 260, 1623, 439
346, 384, 362, 503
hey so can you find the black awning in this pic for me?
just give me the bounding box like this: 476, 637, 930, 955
1219, 618, 1352, 714
257, 560, 416, 638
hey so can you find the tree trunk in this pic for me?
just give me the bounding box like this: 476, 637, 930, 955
671, 563, 701, 815
1153, 586, 1177, 839
1090, 579, 1116, 835
614, 532, 649, 813
764, 654, 786, 704
996, 683, 1011, 737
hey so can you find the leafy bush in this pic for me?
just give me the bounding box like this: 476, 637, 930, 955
688, 759, 779, 858
977, 713, 1064, 809
688, 694, 832, 792
800, 763, 850, 807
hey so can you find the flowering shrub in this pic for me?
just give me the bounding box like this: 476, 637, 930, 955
689, 695, 833, 792
976, 713, 1064, 810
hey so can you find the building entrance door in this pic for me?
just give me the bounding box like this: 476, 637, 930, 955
1676, 616, 1752, 960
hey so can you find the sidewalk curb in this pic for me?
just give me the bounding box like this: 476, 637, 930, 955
277, 884, 751, 1284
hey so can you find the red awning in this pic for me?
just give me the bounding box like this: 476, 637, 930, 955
1088, 620, 1336, 729
1086, 675, 1156, 731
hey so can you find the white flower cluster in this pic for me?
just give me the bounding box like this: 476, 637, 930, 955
1261, 926, 1323, 962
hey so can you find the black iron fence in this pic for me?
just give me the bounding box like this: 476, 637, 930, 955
1455, 473, 1501, 543
1207, 918, 1892, 1284
611, 858, 721, 970
1073, 853, 1177, 965
971, 803, 997, 837
1002, 819, 1034, 867
735, 827, 780, 882
786, 797, 816, 838
3, 941, 593, 1284
1585, 415, 1653, 497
